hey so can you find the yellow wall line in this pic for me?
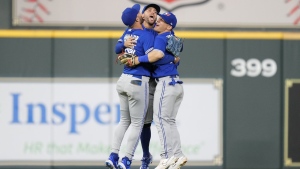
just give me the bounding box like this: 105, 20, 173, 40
0, 30, 53, 38
284, 33, 300, 40
226, 32, 283, 39
0, 30, 299, 40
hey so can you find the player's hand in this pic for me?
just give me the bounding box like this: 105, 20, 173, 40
122, 56, 140, 67
124, 37, 136, 49
118, 53, 136, 67
174, 56, 180, 64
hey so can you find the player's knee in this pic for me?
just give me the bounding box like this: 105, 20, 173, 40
143, 123, 151, 129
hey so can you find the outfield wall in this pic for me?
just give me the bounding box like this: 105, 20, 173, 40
0, 30, 300, 169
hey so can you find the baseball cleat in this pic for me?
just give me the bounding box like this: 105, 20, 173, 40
105, 152, 119, 169
117, 156, 132, 169
154, 156, 178, 169
140, 154, 153, 169
168, 156, 188, 169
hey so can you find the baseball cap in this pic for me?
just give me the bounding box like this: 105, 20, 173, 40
159, 12, 177, 29
142, 4, 160, 14
121, 4, 141, 27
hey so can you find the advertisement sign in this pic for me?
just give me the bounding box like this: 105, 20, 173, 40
13, 0, 300, 27
0, 78, 222, 166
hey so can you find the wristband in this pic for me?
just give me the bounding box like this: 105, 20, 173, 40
138, 54, 149, 63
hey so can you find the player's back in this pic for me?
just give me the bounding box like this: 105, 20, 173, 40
122, 28, 155, 77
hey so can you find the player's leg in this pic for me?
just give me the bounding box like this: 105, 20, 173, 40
111, 92, 131, 153
140, 123, 152, 169
153, 80, 178, 169
140, 78, 156, 169
106, 77, 130, 169
140, 123, 151, 157
169, 83, 184, 157
118, 76, 149, 169
168, 83, 187, 169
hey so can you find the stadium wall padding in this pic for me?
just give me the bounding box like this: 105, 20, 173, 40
1, 30, 300, 169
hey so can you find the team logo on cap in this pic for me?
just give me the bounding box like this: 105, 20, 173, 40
129, 0, 210, 12
164, 12, 171, 16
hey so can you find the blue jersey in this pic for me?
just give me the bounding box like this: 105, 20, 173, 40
115, 25, 157, 54
121, 29, 154, 77
115, 26, 176, 77
142, 24, 158, 37
115, 28, 128, 54
141, 25, 176, 77
152, 32, 179, 78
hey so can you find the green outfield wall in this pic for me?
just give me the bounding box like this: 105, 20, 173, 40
0, 30, 300, 169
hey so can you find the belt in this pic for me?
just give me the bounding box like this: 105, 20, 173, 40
169, 75, 178, 78
169, 77, 183, 86
156, 75, 178, 79
155, 75, 183, 86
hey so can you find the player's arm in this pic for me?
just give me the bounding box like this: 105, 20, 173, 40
138, 49, 164, 63
131, 32, 157, 63
115, 41, 124, 54
134, 49, 180, 65
115, 28, 130, 54
115, 37, 136, 54
135, 36, 179, 64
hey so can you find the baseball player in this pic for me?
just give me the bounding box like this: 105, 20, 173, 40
138, 4, 160, 169
115, 4, 177, 169
130, 12, 187, 169
105, 4, 154, 169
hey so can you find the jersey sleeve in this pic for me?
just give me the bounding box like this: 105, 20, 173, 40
115, 41, 124, 54
153, 36, 166, 53
153, 35, 176, 65
163, 54, 175, 63
114, 28, 128, 54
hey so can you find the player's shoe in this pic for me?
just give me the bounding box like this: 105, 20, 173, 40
154, 156, 178, 169
117, 156, 132, 169
105, 152, 119, 169
140, 154, 153, 169
168, 156, 188, 169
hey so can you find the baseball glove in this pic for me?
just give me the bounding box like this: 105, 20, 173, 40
117, 53, 136, 67
166, 35, 183, 57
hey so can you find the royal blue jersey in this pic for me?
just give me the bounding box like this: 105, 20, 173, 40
121, 28, 154, 77
115, 26, 177, 78
141, 25, 176, 77
152, 32, 179, 78
142, 24, 158, 37
115, 25, 157, 54
115, 28, 128, 54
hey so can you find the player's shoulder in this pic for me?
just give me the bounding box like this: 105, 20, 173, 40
155, 32, 170, 41
144, 28, 158, 35
137, 30, 155, 41
131, 29, 146, 34
141, 29, 154, 36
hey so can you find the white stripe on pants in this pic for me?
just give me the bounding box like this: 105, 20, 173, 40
153, 76, 184, 159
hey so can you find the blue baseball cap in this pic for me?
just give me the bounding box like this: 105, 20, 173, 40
159, 12, 177, 29
142, 4, 160, 14
121, 4, 141, 27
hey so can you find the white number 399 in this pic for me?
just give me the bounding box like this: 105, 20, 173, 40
231, 58, 277, 77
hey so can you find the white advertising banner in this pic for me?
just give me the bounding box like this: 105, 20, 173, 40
13, 0, 300, 28
0, 78, 222, 166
